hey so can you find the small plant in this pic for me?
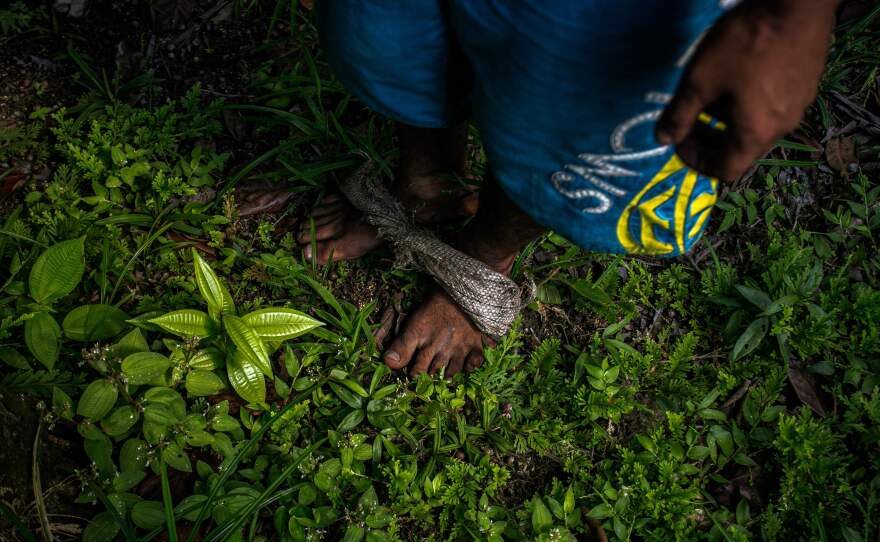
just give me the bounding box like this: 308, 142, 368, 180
145, 249, 322, 405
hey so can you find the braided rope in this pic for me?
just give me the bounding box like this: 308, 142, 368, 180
338, 162, 532, 338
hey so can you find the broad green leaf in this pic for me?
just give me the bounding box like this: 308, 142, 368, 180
224, 315, 272, 377
564, 487, 575, 514
192, 248, 235, 316
25, 311, 60, 370
149, 310, 216, 338
0, 346, 30, 369
227, 351, 266, 404
77, 379, 118, 421
144, 387, 187, 420
735, 285, 772, 311
241, 308, 323, 341
52, 386, 75, 420
122, 352, 173, 386
162, 442, 193, 472
586, 503, 613, 519
63, 304, 128, 342
731, 317, 769, 361
82, 512, 120, 542
120, 438, 149, 472
131, 500, 165, 530
338, 409, 364, 433
113, 470, 145, 492
101, 405, 140, 436
341, 525, 365, 542
210, 414, 240, 432
113, 328, 150, 358
84, 435, 114, 474
187, 348, 225, 370
29, 237, 85, 303
186, 370, 227, 397
532, 498, 553, 533
176, 495, 208, 521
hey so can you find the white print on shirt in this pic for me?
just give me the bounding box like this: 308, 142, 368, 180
550, 93, 672, 214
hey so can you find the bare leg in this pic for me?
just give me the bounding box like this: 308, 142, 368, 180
383, 175, 545, 376
297, 121, 478, 263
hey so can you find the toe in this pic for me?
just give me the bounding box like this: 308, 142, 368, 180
457, 192, 479, 217
465, 349, 484, 372
429, 352, 452, 376
446, 354, 465, 378
410, 349, 435, 377
298, 218, 343, 244
384, 326, 422, 370
311, 200, 347, 217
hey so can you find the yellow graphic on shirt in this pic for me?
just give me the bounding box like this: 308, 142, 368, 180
616, 154, 717, 255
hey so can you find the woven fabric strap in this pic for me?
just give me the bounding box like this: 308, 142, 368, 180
338, 163, 532, 338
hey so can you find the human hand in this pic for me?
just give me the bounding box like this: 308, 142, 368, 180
655, 0, 839, 181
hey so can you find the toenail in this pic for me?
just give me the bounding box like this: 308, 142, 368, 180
304, 245, 312, 259
385, 351, 400, 363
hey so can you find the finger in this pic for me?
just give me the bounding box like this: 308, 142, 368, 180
679, 116, 771, 181
384, 324, 423, 370
656, 80, 716, 146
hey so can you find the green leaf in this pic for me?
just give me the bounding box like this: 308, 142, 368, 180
186, 370, 226, 397
101, 405, 140, 436
149, 310, 216, 338
29, 237, 85, 304
338, 409, 364, 433
224, 315, 272, 377
341, 525, 365, 542
77, 380, 118, 421
227, 351, 266, 404
122, 352, 173, 386
113, 328, 150, 358
532, 498, 553, 533
162, 442, 192, 472
564, 487, 575, 514
63, 304, 128, 342
731, 317, 769, 361
587, 503, 613, 519
120, 439, 149, 472
241, 308, 323, 341
25, 311, 60, 370
192, 249, 235, 317
82, 512, 120, 542
113, 470, 146, 492
0, 346, 30, 369
735, 285, 772, 311
187, 348, 224, 370
131, 501, 165, 530
52, 386, 75, 420
84, 435, 114, 474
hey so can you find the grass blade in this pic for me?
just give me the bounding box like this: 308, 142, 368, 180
159, 459, 178, 542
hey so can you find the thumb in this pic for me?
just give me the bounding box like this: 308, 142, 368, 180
656, 82, 713, 146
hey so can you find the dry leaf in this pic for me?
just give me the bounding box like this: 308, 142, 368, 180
788, 366, 826, 416
825, 136, 857, 172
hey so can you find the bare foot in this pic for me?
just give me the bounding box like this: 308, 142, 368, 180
383, 289, 492, 377
379, 173, 545, 378
297, 178, 478, 264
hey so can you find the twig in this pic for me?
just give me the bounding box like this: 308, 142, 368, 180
32, 420, 53, 542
